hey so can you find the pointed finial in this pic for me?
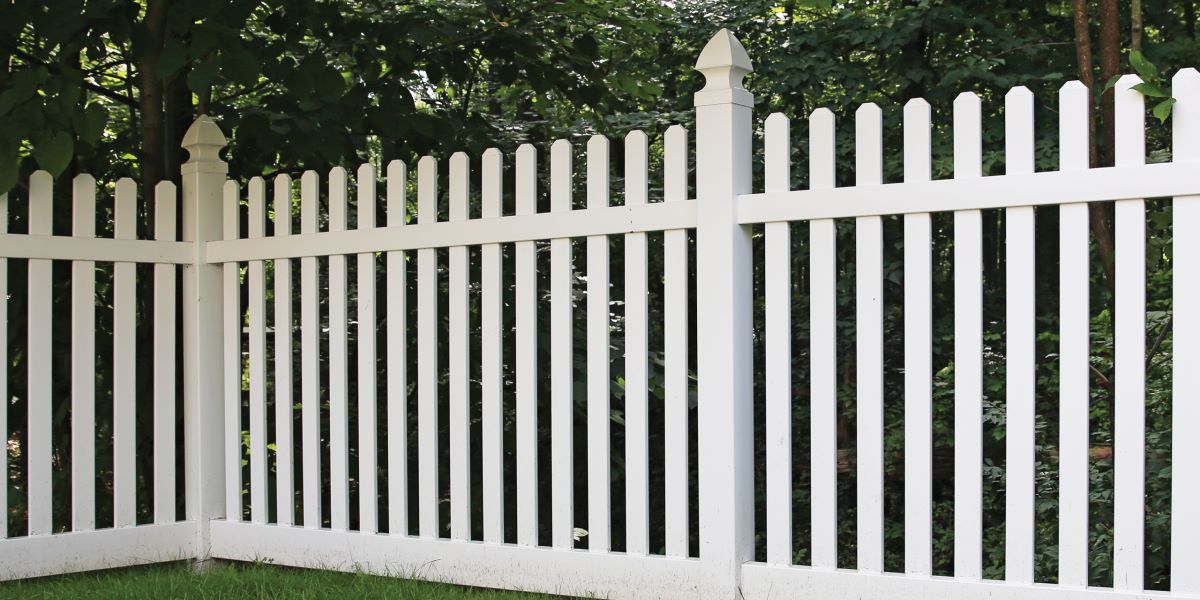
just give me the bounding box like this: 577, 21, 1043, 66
694, 29, 754, 107
182, 115, 227, 165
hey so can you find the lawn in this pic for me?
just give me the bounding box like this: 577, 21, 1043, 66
0, 561, 574, 599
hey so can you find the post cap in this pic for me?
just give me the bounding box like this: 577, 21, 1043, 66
694, 29, 753, 107
181, 115, 227, 164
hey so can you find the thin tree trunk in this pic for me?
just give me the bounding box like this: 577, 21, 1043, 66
1095, 0, 1121, 302
137, 0, 169, 197
1072, 0, 1118, 302
1132, 0, 1144, 52
164, 69, 193, 187
1071, 0, 1098, 167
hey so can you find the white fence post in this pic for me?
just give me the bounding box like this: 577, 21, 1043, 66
694, 29, 755, 599
180, 116, 229, 560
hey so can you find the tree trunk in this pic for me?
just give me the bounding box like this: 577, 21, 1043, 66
1094, 0, 1120, 302
164, 68, 193, 187
1132, 0, 1144, 52
1071, 0, 1098, 167
137, 0, 169, 199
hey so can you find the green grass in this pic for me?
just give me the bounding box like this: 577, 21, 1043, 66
0, 561, 575, 599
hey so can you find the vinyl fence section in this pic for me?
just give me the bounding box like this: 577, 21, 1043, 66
1, 28, 1199, 600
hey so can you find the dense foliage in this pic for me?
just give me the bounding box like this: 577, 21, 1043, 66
3, 0, 1199, 590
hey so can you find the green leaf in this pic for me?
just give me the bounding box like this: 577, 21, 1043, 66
80, 103, 109, 145
1102, 74, 1122, 92
1129, 50, 1160, 81
34, 131, 74, 176
1152, 98, 1176, 123
0, 67, 49, 117
187, 54, 222, 92
1133, 81, 1169, 98
155, 42, 189, 79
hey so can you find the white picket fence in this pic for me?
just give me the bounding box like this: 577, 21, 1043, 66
1, 28, 1200, 599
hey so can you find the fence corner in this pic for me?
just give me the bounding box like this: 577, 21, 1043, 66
693, 28, 756, 600
180, 115, 229, 562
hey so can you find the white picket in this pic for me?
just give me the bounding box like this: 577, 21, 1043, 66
902, 98, 932, 577
0, 191, 6, 539
449, 152, 471, 541
114, 177, 138, 529
248, 177, 268, 525
385, 160, 408, 537
71, 175, 97, 531
481, 149, 505, 544
809, 108, 838, 570
153, 181, 178, 524
1004, 86, 1036, 586
586, 134, 611, 553
1172, 67, 1200, 595
516, 144, 539, 547
763, 112, 792, 567
357, 163, 379, 534
1057, 80, 1091, 589
27, 171, 54, 535
953, 91, 984, 581
223, 180, 243, 524
624, 130, 650, 556
300, 171, 322, 529
854, 103, 885, 574
417, 156, 439, 539
549, 140, 573, 550
328, 167, 350, 532
1112, 74, 1146, 592
274, 174, 295, 528
662, 125, 690, 558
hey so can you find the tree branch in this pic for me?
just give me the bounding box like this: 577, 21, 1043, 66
4, 43, 139, 109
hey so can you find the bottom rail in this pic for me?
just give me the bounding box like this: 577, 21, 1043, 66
209, 521, 702, 599
0, 522, 199, 581
741, 562, 1197, 600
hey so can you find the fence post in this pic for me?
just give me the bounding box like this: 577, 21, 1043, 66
694, 29, 755, 599
180, 116, 229, 561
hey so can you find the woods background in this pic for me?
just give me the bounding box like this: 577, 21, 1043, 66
2, 0, 1198, 589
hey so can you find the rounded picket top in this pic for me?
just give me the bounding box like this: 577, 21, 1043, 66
695, 28, 752, 91
625, 129, 648, 146
274, 172, 292, 189
181, 115, 227, 164
809, 106, 835, 124
765, 112, 789, 128
904, 97, 931, 117
587, 134, 609, 152
483, 147, 503, 161
516, 143, 537, 162
1059, 79, 1088, 93
856, 101, 882, 119
954, 91, 982, 109
1005, 85, 1034, 104
384, 160, 407, 226
357, 162, 376, 182
385, 159, 407, 179
1174, 67, 1200, 83
665, 124, 688, 138
551, 138, 572, 153
1174, 69, 1200, 158
450, 151, 470, 174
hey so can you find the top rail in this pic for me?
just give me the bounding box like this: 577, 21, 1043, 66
204, 199, 695, 264
738, 160, 1199, 224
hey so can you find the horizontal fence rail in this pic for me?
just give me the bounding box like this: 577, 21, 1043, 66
2, 28, 1200, 600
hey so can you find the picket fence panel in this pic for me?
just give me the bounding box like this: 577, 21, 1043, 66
1, 28, 1200, 600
